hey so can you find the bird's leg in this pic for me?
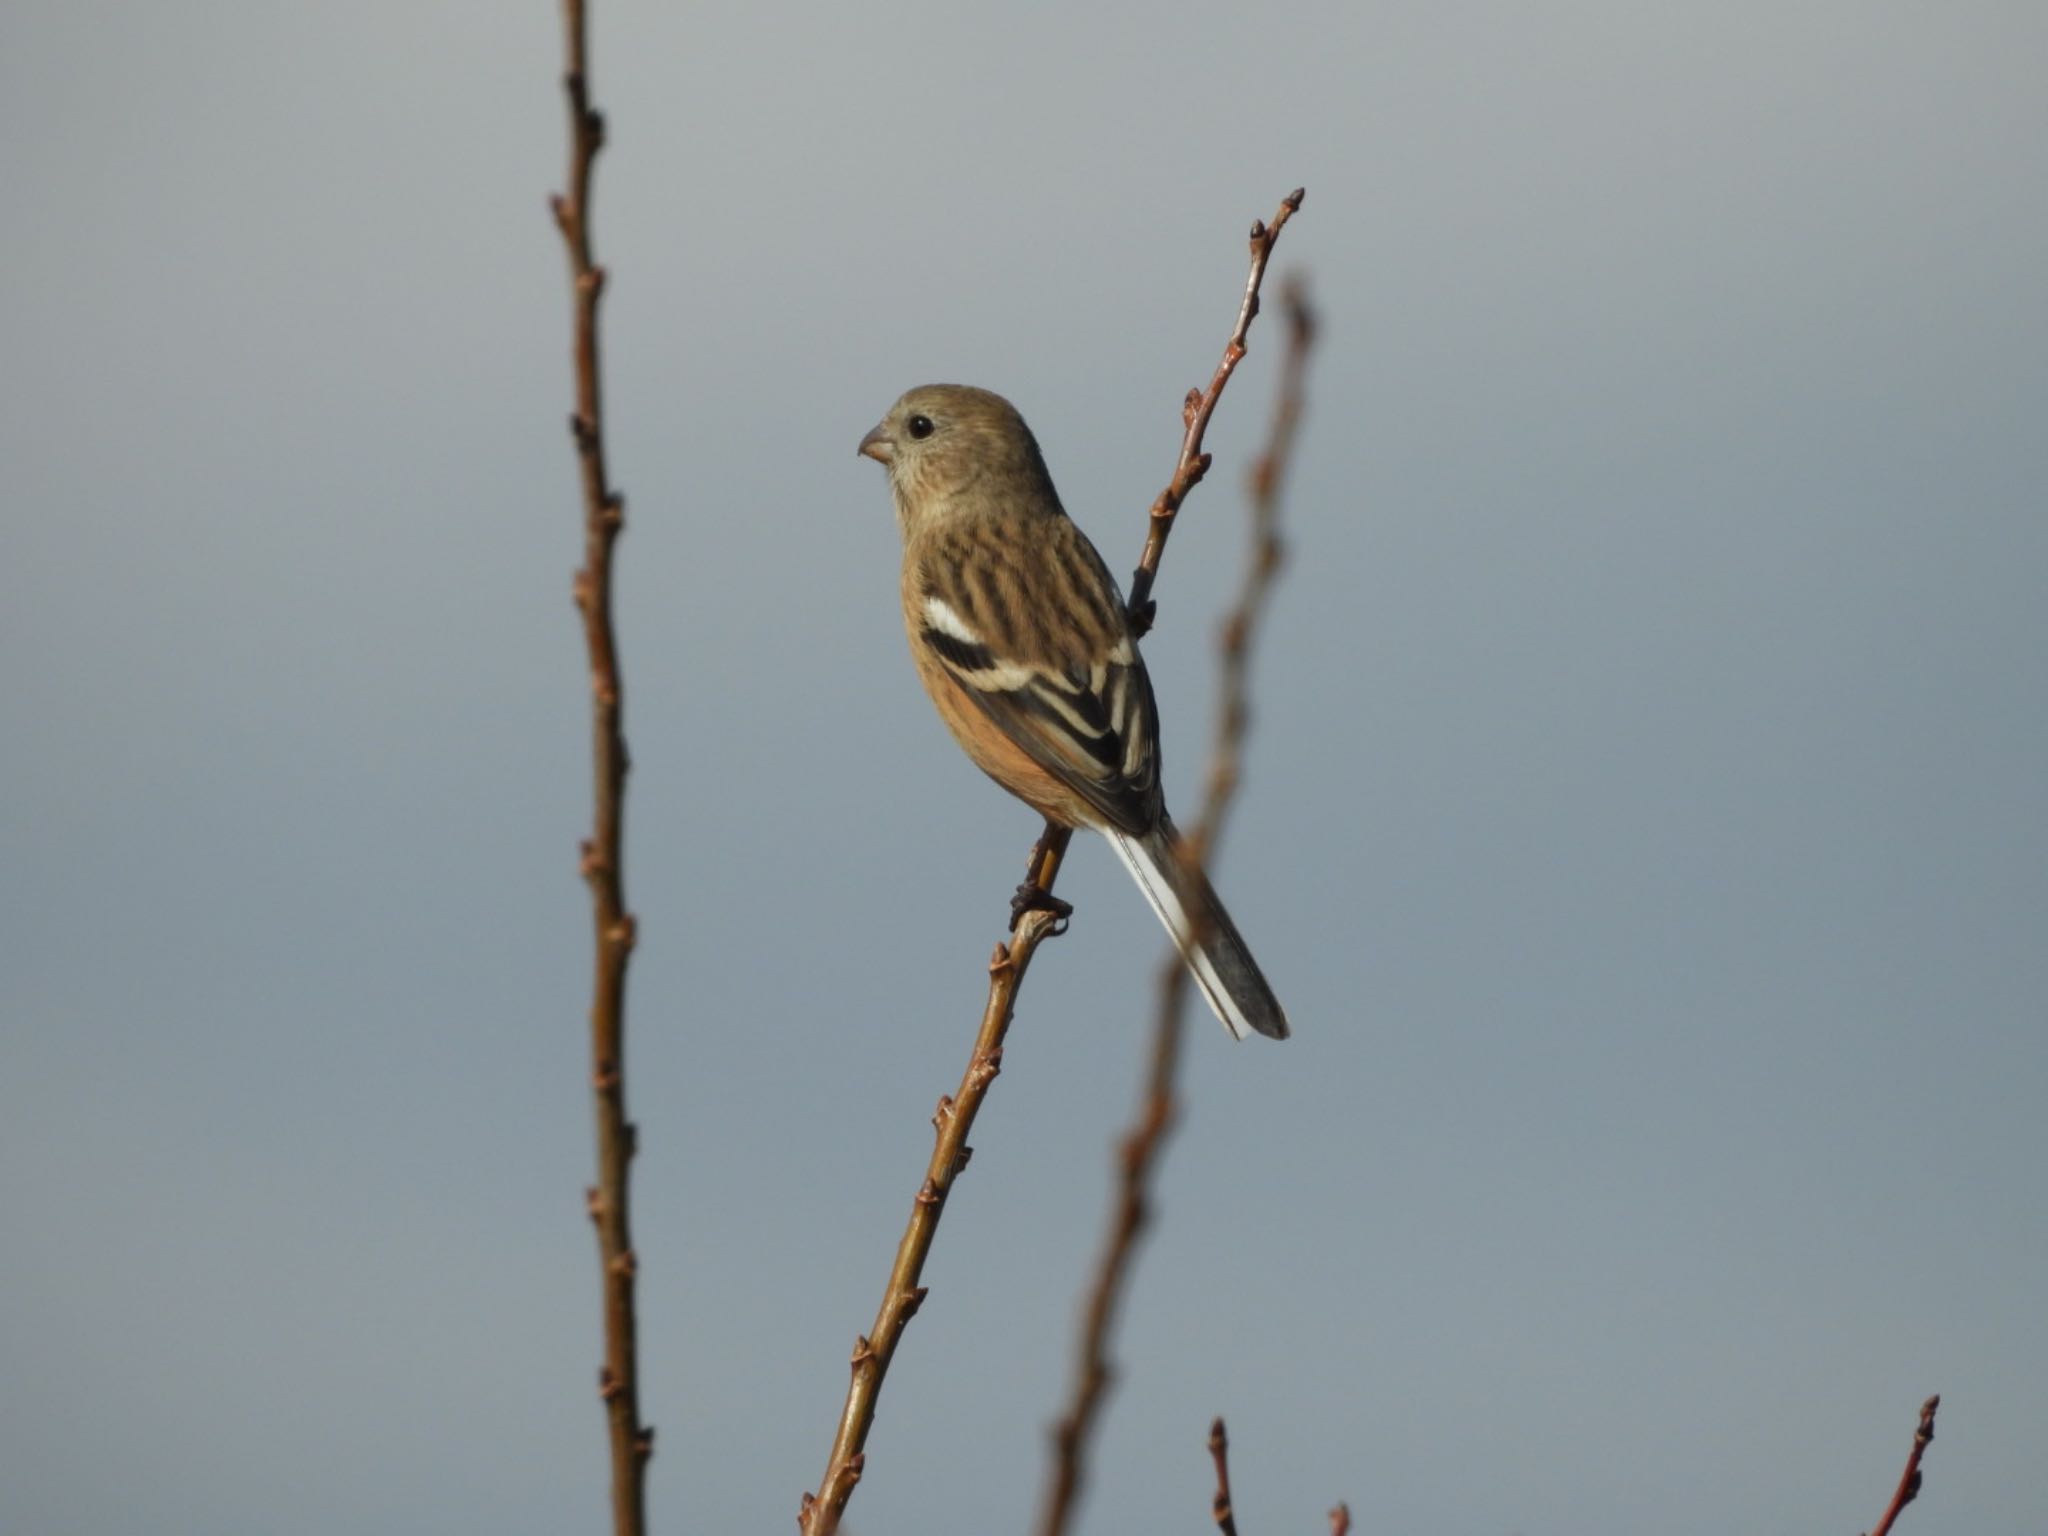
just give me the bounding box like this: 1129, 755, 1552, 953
1009, 821, 1076, 934
1009, 879, 1074, 934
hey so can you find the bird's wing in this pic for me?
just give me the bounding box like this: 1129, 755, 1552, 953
915, 518, 1161, 835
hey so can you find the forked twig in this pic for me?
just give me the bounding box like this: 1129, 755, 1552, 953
550, 5, 651, 1534
1037, 276, 1316, 1536
799, 190, 1306, 1536
1866, 1395, 1941, 1536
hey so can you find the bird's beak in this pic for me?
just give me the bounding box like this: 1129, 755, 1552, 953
857, 422, 893, 465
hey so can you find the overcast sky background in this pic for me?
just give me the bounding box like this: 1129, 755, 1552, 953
3, 3, 2044, 1533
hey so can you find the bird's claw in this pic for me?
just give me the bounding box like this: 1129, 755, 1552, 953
1009, 882, 1074, 936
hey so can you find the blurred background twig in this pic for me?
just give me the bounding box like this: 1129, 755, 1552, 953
1037, 274, 1317, 1536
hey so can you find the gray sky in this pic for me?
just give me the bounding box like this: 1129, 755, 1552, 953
4, 3, 2044, 1533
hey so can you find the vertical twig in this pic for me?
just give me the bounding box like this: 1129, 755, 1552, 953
799, 190, 1306, 1536
1208, 1417, 1241, 1536
1036, 276, 1316, 1536
550, 5, 650, 1534
1866, 1395, 1940, 1536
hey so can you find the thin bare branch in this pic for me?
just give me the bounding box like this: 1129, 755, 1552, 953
1209, 1417, 1241, 1536
1036, 276, 1316, 1536
551, 4, 650, 1534
800, 191, 1305, 1536
1124, 188, 1306, 637
798, 906, 1067, 1536
1866, 1395, 1941, 1536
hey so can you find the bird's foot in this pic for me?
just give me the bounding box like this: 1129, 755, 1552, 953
1009, 881, 1073, 936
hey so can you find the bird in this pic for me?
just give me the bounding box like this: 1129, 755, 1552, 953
858, 383, 1289, 1041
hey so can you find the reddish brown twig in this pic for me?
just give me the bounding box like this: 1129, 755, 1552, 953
800, 191, 1305, 1536
1200, 273, 1314, 853
1209, 1417, 1241, 1536
1036, 276, 1315, 1536
1866, 1395, 1941, 1536
1124, 188, 1306, 637
550, 5, 650, 1535
798, 908, 1065, 1536
1327, 1502, 1351, 1536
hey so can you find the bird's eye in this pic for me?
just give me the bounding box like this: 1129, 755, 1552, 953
906, 414, 935, 439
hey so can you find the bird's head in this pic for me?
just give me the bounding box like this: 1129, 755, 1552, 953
858, 384, 1057, 527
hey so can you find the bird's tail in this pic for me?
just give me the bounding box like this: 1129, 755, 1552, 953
1105, 819, 1290, 1041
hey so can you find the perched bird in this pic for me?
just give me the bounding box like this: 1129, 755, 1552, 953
858, 384, 1289, 1041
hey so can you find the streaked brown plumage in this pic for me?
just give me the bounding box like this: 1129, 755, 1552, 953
859, 384, 1289, 1041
